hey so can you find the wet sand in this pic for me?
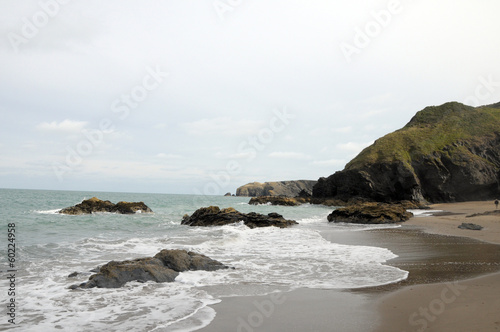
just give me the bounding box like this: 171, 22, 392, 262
376, 201, 500, 332
198, 201, 500, 332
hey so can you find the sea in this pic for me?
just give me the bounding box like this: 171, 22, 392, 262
0, 188, 409, 331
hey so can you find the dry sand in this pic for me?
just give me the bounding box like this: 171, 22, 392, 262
199, 201, 500, 332
407, 201, 500, 245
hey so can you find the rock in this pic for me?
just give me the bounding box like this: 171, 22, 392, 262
59, 197, 152, 215
224, 192, 232, 196
181, 206, 298, 228
75, 250, 228, 289
68, 272, 78, 278
113, 201, 152, 214
248, 196, 309, 206
327, 202, 413, 224
296, 189, 312, 198
236, 180, 317, 197
466, 210, 500, 218
458, 223, 483, 230
313, 102, 500, 203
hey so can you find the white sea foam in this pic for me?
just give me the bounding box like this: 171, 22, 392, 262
12, 199, 409, 332
34, 209, 61, 214
171, 223, 408, 292
8, 277, 219, 332
409, 209, 443, 217
331, 223, 402, 232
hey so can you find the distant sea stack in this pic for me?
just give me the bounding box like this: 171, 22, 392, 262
236, 180, 317, 197
313, 102, 500, 203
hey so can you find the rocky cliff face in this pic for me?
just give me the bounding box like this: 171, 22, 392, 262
313, 102, 500, 203
236, 180, 317, 197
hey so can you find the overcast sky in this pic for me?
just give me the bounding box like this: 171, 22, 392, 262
1, 0, 499, 195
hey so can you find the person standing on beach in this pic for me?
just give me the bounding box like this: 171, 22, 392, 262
495, 199, 499, 209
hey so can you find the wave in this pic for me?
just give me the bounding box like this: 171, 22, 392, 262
408, 209, 444, 217
34, 209, 61, 214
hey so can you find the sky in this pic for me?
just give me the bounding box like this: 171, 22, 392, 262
1, 0, 500, 195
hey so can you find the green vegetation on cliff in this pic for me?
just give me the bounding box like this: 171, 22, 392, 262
346, 102, 500, 170
314, 101, 500, 203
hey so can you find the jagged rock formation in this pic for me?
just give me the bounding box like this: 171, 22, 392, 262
313, 102, 500, 203
181, 206, 298, 228
236, 180, 317, 197
73, 249, 228, 289
59, 197, 152, 215
327, 202, 413, 224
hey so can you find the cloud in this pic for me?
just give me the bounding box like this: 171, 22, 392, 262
332, 126, 352, 133
268, 151, 312, 160
360, 109, 388, 118
153, 123, 167, 129
336, 141, 373, 153
36, 119, 88, 133
181, 117, 263, 137
311, 159, 346, 167
156, 153, 182, 159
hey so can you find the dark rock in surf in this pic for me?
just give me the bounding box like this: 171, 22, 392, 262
74, 249, 228, 289
181, 206, 298, 228
327, 202, 413, 224
59, 197, 152, 215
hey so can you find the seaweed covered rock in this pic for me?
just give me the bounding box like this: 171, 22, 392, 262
181, 206, 298, 228
59, 197, 152, 215
75, 249, 228, 289
327, 202, 413, 224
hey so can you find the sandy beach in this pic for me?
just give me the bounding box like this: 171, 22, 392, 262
199, 201, 500, 332
376, 201, 500, 332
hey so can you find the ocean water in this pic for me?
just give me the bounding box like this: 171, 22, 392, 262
0, 188, 408, 331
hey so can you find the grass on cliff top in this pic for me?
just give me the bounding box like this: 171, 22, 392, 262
346, 102, 500, 170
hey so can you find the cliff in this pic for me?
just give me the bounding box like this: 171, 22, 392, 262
313, 102, 500, 203
236, 180, 317, 197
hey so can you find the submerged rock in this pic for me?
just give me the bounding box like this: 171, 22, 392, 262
181, 206, 298, 228
59, 197, 152, 215
74, 249, 228, 289
327, 202, 413, 224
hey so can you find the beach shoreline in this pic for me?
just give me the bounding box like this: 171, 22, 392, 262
376, 201, 500, 332
198, 200, 500, 332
